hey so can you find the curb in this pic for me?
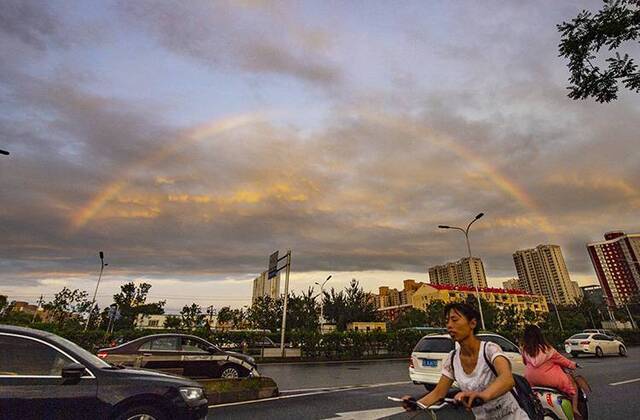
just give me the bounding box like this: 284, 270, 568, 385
198, 377, 279, 405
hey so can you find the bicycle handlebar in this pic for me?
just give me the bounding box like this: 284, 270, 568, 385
389, 396, 484, 411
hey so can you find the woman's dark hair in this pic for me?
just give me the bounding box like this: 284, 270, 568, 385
443, 302, 480, 334
522, 324, 551, 357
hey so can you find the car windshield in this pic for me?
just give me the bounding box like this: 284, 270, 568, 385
48, 334, 111, 369
570, 334, 590, 339
413, 337, 454, 353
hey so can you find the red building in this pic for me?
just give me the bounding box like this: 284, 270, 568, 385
587, 231, 640, 307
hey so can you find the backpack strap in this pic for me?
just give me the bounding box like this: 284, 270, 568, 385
482, 342, 520, 400
449, 348, 456, 381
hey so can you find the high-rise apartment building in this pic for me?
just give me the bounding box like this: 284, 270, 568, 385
587, 231, 640, 307
512, 245, 578, 306
428, 257, 487, 288
252, 271, 280, 304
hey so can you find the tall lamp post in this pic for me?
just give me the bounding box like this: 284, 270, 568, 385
314, 275, 332, 329
438, 212, 486, 330
85, 251, 107, 331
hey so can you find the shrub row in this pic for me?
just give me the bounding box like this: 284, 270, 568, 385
10, 323, 640, 359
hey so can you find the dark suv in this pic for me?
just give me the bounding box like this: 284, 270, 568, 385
0, 325, 208, 420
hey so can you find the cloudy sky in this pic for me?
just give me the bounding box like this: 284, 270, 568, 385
1, 0, 639, 312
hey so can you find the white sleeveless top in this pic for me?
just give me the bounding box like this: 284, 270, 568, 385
441, 342, 529, 420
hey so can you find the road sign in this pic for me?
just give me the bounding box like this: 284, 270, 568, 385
268, 251, 279, 279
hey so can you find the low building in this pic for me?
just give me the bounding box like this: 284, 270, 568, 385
346, 322, 387, 332
10, 301, 39, 315
412, 284, 548, 315
581, 285, 605, 306
376, 304, 413, 322
135, 314, 172, 329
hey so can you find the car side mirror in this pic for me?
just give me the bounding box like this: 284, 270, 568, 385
207, 346, 218, 353
62, 362, 86, 380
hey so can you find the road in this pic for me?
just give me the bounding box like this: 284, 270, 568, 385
208, 348, 640, 419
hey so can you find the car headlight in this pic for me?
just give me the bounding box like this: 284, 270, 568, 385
179, 387, 204, 402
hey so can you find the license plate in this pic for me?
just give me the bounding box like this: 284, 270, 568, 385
422, 359, 438, 367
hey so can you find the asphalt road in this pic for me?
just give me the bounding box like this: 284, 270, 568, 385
208, 348, 640, 419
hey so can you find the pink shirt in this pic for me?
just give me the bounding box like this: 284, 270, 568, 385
523, 347, 576, 396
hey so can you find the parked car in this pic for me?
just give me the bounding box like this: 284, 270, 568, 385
565, 332, 627, 357
409, 333, 524, 390
583, 329, 624, 343
98, 333, 259, 379
0, 325, 208, 420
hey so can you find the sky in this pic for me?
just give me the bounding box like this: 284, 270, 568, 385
1, 0, 639, 313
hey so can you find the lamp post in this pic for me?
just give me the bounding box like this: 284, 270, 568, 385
85, 251, 107, 331
314, 275, 332, 329
438, 212, 486, 330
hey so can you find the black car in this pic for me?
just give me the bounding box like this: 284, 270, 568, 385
0, 325, 208, 420
98, 333, 259, 379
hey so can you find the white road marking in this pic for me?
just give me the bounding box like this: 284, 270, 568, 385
323, 406, 406, 420
207, 380, 412, 408
609, 377, 640, 386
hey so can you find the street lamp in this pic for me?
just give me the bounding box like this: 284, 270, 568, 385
438, 212, 486, 330
314, 275, 332, 328
85, 251, 107, 331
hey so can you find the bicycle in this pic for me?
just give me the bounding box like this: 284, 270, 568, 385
388, 396, 481, 420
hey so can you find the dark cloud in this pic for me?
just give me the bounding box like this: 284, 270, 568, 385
0, 0, 639, 299
117, 0, 342, 87
0, 0, 66, 49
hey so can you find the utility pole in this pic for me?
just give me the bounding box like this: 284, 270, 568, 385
314, 275, 332, 332
31, 294, 44, 323
438, 213, 486, 330
85, 251, 106, 331
279, 250, 292, 357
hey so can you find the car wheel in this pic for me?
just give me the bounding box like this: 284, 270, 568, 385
570, 352, 579, 358
595, 347, 603, 358
220, 365, 241, 378
117, 405, 166, 420
619, 345, 627, 357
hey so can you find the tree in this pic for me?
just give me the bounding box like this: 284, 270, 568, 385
180, 303, 205, 330
423, 300, 446, 327
392, 308, 427, 330
112, 282, 165, 329
247, 296, 282, 332
44, 287, 92, 327
217, 306, 233, 330
322, 279, 377, 330
558, 0, 640, 102
0, 295, 8, 318
231, 308, 246, 329
287, 288, 320, 331
164, 316, 182, 330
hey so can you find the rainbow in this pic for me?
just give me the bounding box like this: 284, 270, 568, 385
71, 109, 553, 235
356, 110, 554, 234
70, 113, 265, 230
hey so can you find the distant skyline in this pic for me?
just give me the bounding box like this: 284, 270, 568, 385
1, 1, 639, 312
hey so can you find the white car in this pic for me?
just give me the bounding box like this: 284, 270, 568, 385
564, 332, 627, 358
409, 333, 525, 390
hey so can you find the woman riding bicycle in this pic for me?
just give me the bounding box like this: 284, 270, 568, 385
404, 302, 528, 419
